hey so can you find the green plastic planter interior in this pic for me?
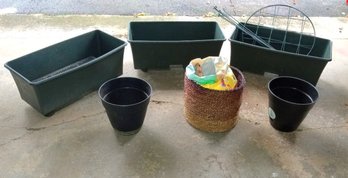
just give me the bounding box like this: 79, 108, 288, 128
128, 21, 226, 71
4, 30, 127, 116
229, 23, 332, 85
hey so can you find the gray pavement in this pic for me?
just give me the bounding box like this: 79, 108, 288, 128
0, 14, 348, 177
0, 0, 347, 16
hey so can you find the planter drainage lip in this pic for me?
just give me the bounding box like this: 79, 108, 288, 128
4, 42, 127, 85
228, 37, 332, 62
128, 21, 226, 41
98, 77, 153, 107
268, 76, 319, 106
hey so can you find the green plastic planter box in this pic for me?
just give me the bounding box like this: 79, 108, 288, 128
4, 30, 127, 116
229, 23, 332, 85
128, 21, 226, 71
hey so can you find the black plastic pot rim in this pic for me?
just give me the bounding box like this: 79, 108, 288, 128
98, 76, 153, 107
228, 38, 332, 62
268, 76, 319, 106
4, 36, 127, 86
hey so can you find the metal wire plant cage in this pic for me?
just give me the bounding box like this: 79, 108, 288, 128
215, 4, 316, 55
243, 4, 316, 55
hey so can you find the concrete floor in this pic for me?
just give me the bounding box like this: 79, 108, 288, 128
0, 0, 347, 16
0, 15, 347, 177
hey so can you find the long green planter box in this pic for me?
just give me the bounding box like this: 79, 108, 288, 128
128, 21, 226, 71
229, 23, 332, 85
5, 30, 127, 116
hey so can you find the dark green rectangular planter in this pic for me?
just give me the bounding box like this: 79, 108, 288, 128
128, 21, 226, 71
229, 23, 332, 85
4, 30, 127, 116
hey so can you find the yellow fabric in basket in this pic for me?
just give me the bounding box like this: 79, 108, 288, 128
202, 72, 237, 91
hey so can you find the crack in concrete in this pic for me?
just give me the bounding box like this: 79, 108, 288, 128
296, 125, 348, 132
24, 110, 105, 131
25, 127, 46, 131
151, 100, 171, 104
0, 125, 25, 129
240, 118, 348, 131
0, 111, 105, 148
150, 99, 181, 105
0, 131, 32, 148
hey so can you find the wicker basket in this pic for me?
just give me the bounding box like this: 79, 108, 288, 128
184, 66, 245, 132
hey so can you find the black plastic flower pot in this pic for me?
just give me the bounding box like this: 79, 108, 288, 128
98, 77, 152, 134
268, 76, 319, 132
4, 30, 126, 116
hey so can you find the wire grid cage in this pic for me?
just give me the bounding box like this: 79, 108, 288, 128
242, 4, 316, 55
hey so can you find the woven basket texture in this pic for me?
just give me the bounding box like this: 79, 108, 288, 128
184, 66, 246, 132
